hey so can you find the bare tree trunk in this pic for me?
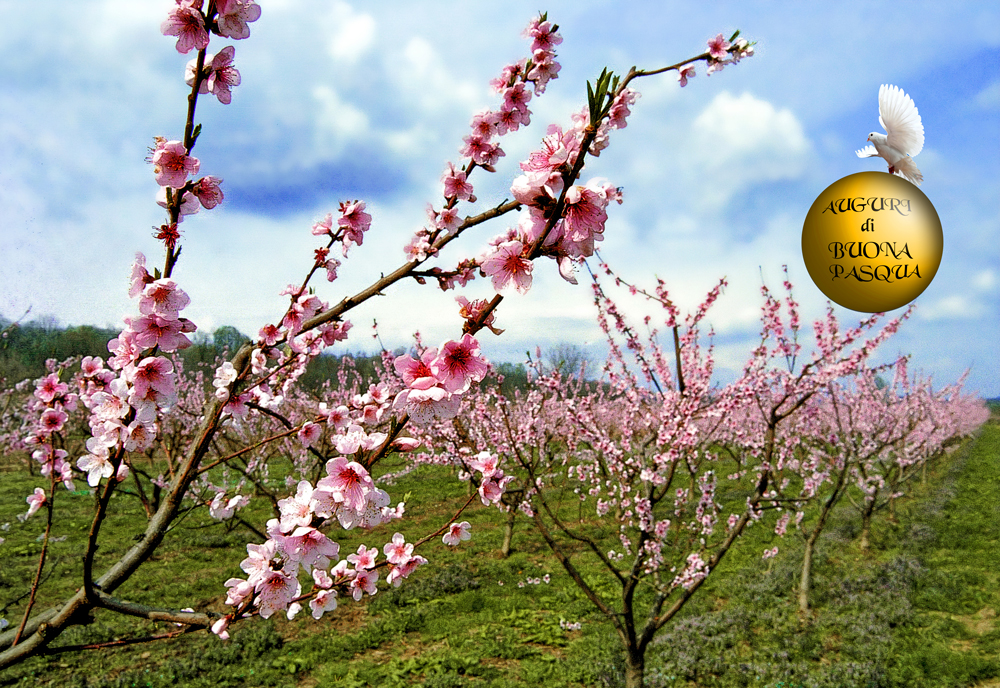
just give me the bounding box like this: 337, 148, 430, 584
624, 648, 645, 688
859, 487, 878, 551
501, 508, 516, 557
798, 530, 817, 614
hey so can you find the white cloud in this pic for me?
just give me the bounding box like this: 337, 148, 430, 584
683, 91, 810, 206
973, 80, 1000, 109
917, 294, 985, 321
325, 3, 376, 63
972, 269, 997, 291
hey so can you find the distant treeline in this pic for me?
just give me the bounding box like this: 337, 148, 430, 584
0, 320, 535, 395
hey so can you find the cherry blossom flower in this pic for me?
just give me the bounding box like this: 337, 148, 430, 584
151, 140, 200, 188
80, 356, 105, 377
215, 0, 261, 40
298, 422, 322, 448
255, 569, 300, 619
211, 617, 231, 640
310, 588, 338, 619
318, 457, 375, 513
23, 488, 46, 520
34, 373, 68, 403
481, 240, 533, 294
386, 554, 427, 587
338, 200, 372, 247
140, 279, 191, 318
707, 33, 730, 60
209, 493, 249, 520
347, 543, 378, 570
442, 521, 471, 546
431, 334, 488, 394
382, 532, 413, 565
204, 46, 241, 104
192, 176, 224, 208
677, 65, 695, 88
349, 568, 378, 600
442, 162, 475, 201
78, 442, 115, 487
161, 4, 209, 54
38, 408, 67, 435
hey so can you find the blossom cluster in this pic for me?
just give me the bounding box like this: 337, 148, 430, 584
392, 334, 489, 425
74, 254, 196, 487
404, 16, 564, 267
677, 33, 755, 87
214, 457, 420, 634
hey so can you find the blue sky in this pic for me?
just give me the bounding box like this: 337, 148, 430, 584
1, 1, 997, 395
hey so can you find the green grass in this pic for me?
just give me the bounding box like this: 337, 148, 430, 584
2, 416, 999, 687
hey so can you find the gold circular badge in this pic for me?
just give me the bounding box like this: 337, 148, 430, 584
801, 172, 942, 313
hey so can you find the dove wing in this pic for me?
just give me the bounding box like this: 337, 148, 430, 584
878, 84, 924, 157
856, 145, 878, 158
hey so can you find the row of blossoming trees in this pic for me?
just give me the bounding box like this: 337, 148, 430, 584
0, 3, 988, 688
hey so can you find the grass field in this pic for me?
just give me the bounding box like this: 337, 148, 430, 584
1, 414, 998, 687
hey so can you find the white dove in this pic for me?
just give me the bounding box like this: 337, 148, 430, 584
856, 84, 924, 185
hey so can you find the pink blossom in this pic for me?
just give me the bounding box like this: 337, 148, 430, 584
161, 5, 209, 54
123, 419, 156, 452
478, 479, 503, 505
325, 404, 351, 430
338, 200, 372, 247
347, 543, 378, 570
205, 46, 241, 104
460, 135, 505, 167
277, 480, 315, 532
38, 408, 67, 435
78, 444, 114, 487
126, 313, 192, 352
468, 451, 499, 478
80, 356, 105, 377
151, 140, 200, 188
677, 65, 695, 88
34, 373, 68, 403
283, 526, 340, 570
319, 457, 375, 513
211, 617, 231, 640
382, 532, 413, 565
215, 0, 261, 40
210, 493, 249, 520
442, 162, 475, 201
431, 334, 489, 394
386, 555, 427, 587
349, 568, 378, 601
298, 422, 322, 448
481, 240, 533, 294
393, 349, 439, 390
140, 279, 191, 318
126, 357, 176, 406
707, 33, 731, 60
224, 578, 254, 607
255, 569, 300, 619
24, 488, 46, 519
192, 176, 224, 208
442, 521, 471, 547
310, 589, 338, 619
393, 386, 460, 424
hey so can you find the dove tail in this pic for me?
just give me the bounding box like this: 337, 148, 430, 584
893, 155, 923, 185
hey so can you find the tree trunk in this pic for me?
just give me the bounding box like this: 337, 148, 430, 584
798, 531, 818, 614
859, 489, 877, 551
624, 648, 645, 688
501, 508, 516, 558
